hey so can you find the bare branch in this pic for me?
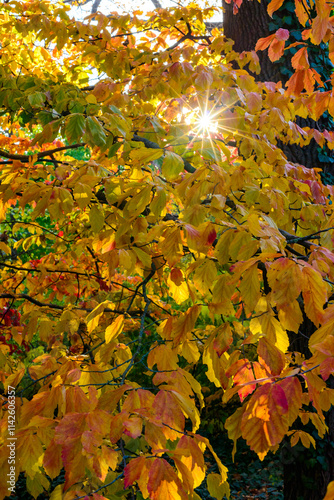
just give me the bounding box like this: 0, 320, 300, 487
0, 143, 85, 162
151, 0, 163, 8
91, 0, 102, 13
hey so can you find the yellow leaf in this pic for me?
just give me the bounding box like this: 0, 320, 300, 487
86, 301, 113, 333
86, 94, 97, 104
239, 263, 260, 312
277, 300, 303, 333
171, 390, 200, 432
241, 383, 290, 459
17, 433, 44, 478
258, 337, 285, 376
147, 458, 187, 500
73, 183, 92, 209
290, 430, 315, 449
302, 265, 327, 327
105, 315, 124, 343
49, 485, 63, 500
167, 274, 189, 304
207, 473, 230, 500
162, 151, 184, 180
132, 246, 152, 269
176, 435, 205, 488
324, 481, 334, 500
130, 147, 163, 164
0, 241, 11, 254
89, 206, 105, 233
193, 259, 217, 295
225, 406, 246, 460
309, 305, 334, 349
4, 368, 25, 393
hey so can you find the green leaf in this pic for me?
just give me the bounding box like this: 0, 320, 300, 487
89, 205, 104, 233
28, 92, 45, 107
108, 141, 122, 159
65, 114, 85, 143
161, 151, 184, 180
85, 116, 106, 147
109, 104, 123, 115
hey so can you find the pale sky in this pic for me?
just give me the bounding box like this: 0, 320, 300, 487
69, 0, 223, 23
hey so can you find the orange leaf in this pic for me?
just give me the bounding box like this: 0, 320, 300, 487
123, 417, 143, 439
320, 358, 334, 381
323, 481, 334, 500
258, 337, 285, 376
291, 47, 309, 70
148, 458, 188, 500
240, 383, 289, 459
295, 0, 309, 26
256, 28, 289, 62
154, 390, 185, 440
302, 265, 327, 326
175, 435, 205, 488
311, 12, 330, 45
255, 34, 275, 52
267, 0, 285, 17
124, 457, 146, 488
43, 439, 63, 479
170, 268, 184, 286
213, 323, 233, 357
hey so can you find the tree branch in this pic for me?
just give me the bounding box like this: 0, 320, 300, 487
0, 143, 85, 162
132, 134, 196, 173
0, 293, 142, 316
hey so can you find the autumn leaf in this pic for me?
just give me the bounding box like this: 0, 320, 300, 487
162, 151, 184, 180
105, 315, 124, 343
267, 0, 285, 17
207, 473, 230, 500
258, 337, 285, 376
86, 301, 113, 333
240, 383, 289, 459
124, 456, 146, 489
291, 47, 310, 70
147, 458, 188, 500
65, 114, 85, 143
85, 116, 106, 147
1, 0, 334, 497
302, 265, 327, 326
130, 147, 163, 164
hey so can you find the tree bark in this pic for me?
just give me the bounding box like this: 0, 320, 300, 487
222, 0, 334, 174
223, 0, 281, 82
222, 1, 334, 498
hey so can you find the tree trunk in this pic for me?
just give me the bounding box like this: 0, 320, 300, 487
222, 1, 334, 498
222, 0, 334, 174
223, 0, 281, 82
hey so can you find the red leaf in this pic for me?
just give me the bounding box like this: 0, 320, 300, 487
170, 268, 184, 286
206, 228, 217, 246
124, 457, 146, 488
276, 28, 290, 41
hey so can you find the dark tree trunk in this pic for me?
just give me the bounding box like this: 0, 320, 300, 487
223, 0, 281, 82
222, 0, 334, 174
222, 0, 334, 498
282, 379, 334, 500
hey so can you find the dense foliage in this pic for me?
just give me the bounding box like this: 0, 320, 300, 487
1, 0, 334, 498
